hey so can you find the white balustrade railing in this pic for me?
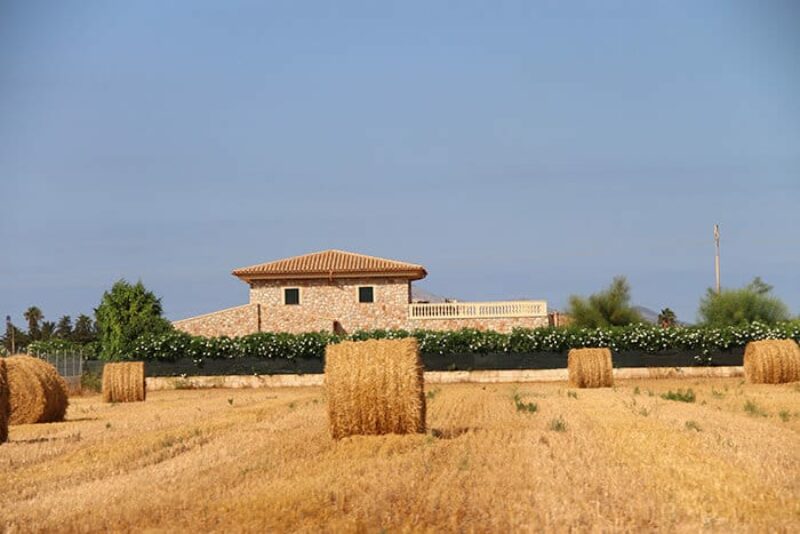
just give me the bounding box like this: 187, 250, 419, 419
408, 300, 547, 320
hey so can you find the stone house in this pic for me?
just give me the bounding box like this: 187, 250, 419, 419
173, 249, 548, 337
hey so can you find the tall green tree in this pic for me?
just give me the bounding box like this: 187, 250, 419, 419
567, 276, 643, 328
95, 280, 172, 360
23, 306, 43, 341
55, 315, 73, 338
698, 277, 790, 327
72, 314, 97, 343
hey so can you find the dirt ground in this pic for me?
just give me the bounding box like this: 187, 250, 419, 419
2, 378, 799, 532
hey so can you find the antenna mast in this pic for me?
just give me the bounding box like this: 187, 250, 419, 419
714, 224, 721, 294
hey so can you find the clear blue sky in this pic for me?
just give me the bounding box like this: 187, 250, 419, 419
1, 0, 798, 325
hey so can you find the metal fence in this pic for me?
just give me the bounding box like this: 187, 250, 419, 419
28, 349, 85, 389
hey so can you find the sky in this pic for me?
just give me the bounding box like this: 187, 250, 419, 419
1, 0, 798, 325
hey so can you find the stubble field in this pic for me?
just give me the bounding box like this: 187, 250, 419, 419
2, 378, 799, 532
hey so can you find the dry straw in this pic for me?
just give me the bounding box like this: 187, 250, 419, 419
6, 355, 69, 425
325, 338, 426, 439
743, 339, 800, 384
102, 362, 146, 403
0, 359, 9, 443
568, 348, 614, 388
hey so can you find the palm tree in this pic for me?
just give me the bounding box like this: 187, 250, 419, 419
658, 308, 677, 328
40, 321, 56, 340
24, 306, 43, 340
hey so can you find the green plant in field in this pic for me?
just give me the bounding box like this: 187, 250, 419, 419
633, 386, 640, 395
567, 391, 578, 399
744, 399, 767, 417
684, 420, 702, 432
711, 388, 725, 399
426, 387, 441, 401
661, 389, 696, 403
549, 416, 567, 432
513, 392, 538, 413
778, 410, 791, 422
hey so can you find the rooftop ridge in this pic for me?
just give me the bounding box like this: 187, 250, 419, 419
232, 249, 427, 282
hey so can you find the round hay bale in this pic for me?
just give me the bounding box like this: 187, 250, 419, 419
6, 355, 69, 425
0, 359, 9, 444
568, 348, 614, 388
744, 339, 800, 384
102, 362, 146, 403
325, 338, 426, 439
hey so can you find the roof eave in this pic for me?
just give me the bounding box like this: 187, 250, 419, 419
232, 269, 427, 283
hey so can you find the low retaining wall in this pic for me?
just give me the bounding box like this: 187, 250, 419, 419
146, 366, 744, 390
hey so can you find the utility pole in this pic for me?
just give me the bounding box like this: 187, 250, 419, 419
714, 224, 721, 294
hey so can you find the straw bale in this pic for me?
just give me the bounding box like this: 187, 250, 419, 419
102, 362, 146, 403
0, 360, 8, 443
743, 339, 800, 384
568, 348, 614, 388
7, 355, 68, 425
325, 338, 425, 439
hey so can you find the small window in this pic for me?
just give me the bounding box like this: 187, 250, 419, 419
284, 288, 300, 305
358, 286, 374, 303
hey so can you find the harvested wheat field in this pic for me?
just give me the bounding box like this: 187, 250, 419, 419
2, 378, 799, 532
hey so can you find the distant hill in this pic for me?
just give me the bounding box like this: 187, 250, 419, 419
634, 306, 688, 326
411, 287, 449, 303
633, 306, 660, 324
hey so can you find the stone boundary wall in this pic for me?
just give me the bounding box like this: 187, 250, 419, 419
173, 304, 260, 338
146, 365, 744, 390
408, 316, 548, 333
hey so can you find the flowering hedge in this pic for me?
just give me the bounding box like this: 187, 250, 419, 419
26, 339, 100, 359
127, 321, 800, 363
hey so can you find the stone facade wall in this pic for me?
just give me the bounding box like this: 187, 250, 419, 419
408, 315, 548, 333
249, 278, 411, 334
173, 279, 550, 336
173, 304, 260, 337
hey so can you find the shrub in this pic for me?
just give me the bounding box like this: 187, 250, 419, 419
661, 389, 696, 403
567, 276, 643, 328
743, 399, 767, 417
513, 392, 538, 413
698, 278, 790, 327
549, 416, 567, 432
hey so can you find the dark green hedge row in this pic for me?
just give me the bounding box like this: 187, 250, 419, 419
125, 321, 800, 363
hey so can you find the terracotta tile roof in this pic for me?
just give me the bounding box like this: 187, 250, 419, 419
232, 249, 427, 281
